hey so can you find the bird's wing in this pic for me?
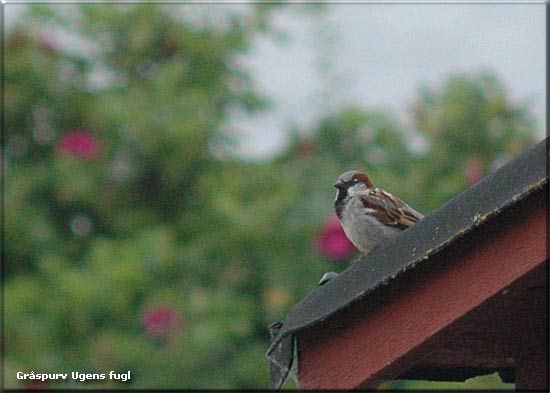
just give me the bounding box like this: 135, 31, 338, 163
359, 188, 423, 230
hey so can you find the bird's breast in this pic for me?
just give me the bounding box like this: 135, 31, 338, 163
340, 196, 401, 255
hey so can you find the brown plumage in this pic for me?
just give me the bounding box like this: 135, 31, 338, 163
359, 188, 421, 230
334, 170, 424, 255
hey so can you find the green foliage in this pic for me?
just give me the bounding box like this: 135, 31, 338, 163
4, 4, 539, 390
412, 71, 537, 211
380, 372, 514, 390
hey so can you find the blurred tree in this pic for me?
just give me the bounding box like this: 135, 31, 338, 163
4, 3, 278, 389
3, 3, 539, 390
411, 71, 538, 212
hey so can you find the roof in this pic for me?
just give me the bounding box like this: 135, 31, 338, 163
267, 137, 548, 390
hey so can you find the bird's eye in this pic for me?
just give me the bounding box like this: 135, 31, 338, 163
353, 178, 359, 183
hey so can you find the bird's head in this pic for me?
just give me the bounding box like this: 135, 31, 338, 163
334, 170, 374, 202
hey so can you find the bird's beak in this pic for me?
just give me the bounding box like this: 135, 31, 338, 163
334, 180, 345, 189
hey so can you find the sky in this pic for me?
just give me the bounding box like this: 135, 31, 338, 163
5, 3, 546, 159
231, 3, 546, 158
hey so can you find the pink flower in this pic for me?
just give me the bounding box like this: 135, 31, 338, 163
58, 131, 101, 160
142, 307, 183, 339
465, 157, 484, 186
316, 216, 356, 260
38, 37, 56, 55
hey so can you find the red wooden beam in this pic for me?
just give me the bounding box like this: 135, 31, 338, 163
297, 199, 547, 390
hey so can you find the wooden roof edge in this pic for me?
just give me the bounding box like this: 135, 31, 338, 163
267, 137, 548, 389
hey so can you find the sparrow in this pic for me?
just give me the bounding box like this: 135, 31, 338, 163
333, 170, 424, 256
